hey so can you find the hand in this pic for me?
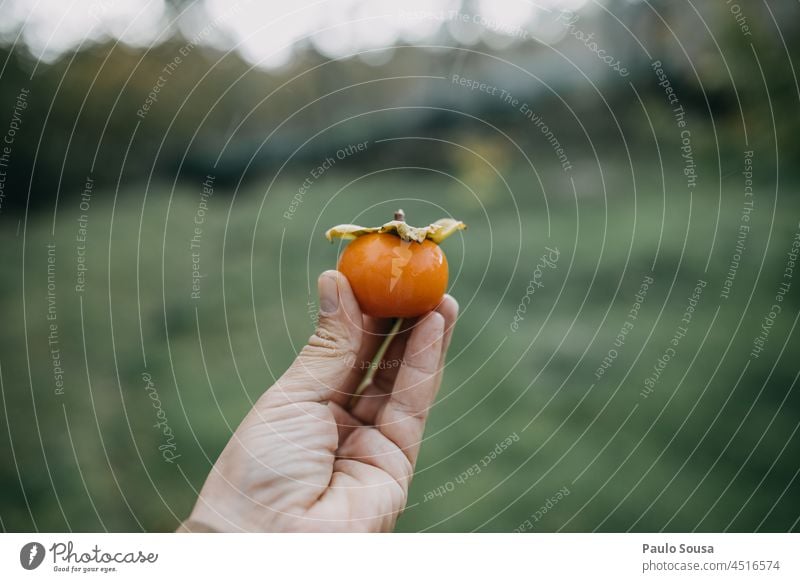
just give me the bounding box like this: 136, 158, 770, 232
179, 270, 458, 532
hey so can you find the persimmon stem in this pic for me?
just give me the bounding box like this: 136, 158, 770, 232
349, 317, 404, 407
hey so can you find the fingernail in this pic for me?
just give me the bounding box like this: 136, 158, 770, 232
319, 272, 339, 314
429, 311, 445, 334
446, 294, 459, 313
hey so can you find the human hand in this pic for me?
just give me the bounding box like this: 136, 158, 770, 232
179, 270, 458, 532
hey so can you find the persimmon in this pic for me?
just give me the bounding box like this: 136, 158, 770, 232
325, 210, 466, 403
325, 210, 466, 318
337, 235, 447, 318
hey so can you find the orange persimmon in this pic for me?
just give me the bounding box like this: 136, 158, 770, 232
325, 211, 466, 319
338, 233, 447, 318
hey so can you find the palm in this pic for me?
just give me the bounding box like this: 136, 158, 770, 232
186, 276, 457, 533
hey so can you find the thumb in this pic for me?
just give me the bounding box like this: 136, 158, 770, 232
268, 270, 366, 405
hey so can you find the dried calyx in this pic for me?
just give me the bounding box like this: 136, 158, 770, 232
325, 209, 466, 244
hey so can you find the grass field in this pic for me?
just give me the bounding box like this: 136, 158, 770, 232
1, 155, 799, 532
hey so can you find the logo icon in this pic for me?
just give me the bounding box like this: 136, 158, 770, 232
20, 542, 45, 570
390, 239, 413, 292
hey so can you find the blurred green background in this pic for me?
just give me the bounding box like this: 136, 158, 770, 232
1, 0, 799, 532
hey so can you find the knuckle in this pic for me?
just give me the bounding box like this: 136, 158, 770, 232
304, 323, 356, 362
406, 357, 439, 376
392, 398, 429, 422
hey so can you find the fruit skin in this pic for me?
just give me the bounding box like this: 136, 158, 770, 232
337, 232, 448, 319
